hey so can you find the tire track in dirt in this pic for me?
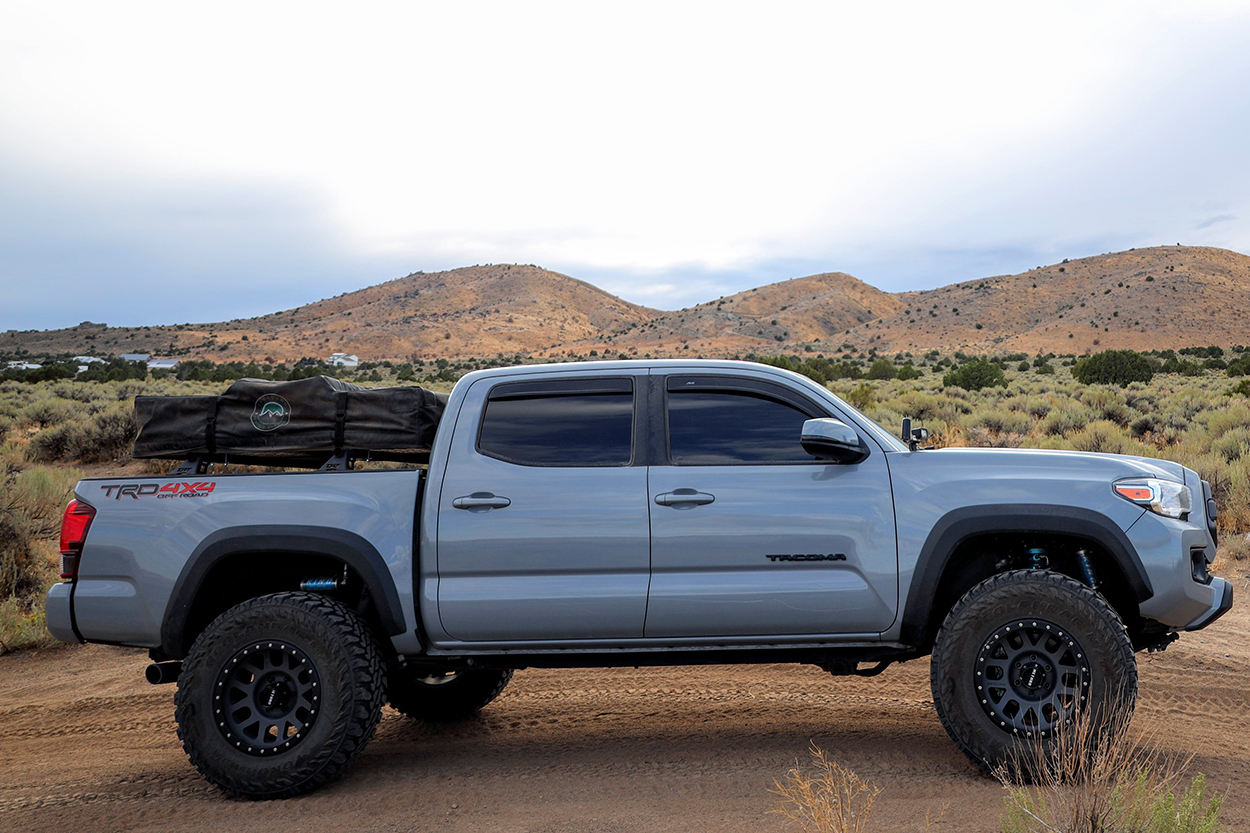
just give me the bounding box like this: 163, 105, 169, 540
1, 602, 1245, 833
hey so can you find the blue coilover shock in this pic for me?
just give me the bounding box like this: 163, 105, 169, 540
1075, 548, 1100, 588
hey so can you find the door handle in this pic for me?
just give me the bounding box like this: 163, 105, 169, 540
452, 492, 512, 511
654, 489, 715, 507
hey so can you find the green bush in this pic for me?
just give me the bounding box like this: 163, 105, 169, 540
1227, 356, 1250, 377
846, 382, 874, 410
1072, 350, 1154, 387
943, 359, 1006, 391
896, 364, 922, 381
866, 358, 897, 380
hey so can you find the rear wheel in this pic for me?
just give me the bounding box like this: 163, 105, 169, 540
175, 592, 385, 799
929, 570, 1136, 773
388, 666, 513, 721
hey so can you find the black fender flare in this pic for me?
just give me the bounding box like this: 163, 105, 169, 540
899, 504, 1153, 647
161, 525, 406, 657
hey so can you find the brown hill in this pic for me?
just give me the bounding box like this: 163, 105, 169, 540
860, 246, 1250, 355
0, 265, 658, 363
4, 246, 1249, 364
574, 271, 903, 356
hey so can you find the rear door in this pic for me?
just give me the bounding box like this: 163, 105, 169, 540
645, 373, 898, 638
435, 374, 651, 642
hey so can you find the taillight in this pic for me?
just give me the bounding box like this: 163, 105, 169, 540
59, 499, 96, 580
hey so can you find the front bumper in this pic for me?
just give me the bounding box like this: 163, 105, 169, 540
44, 582, 81, 643
1182, 577, 1234, 631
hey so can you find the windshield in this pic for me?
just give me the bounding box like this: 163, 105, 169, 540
825, 391, 910, 452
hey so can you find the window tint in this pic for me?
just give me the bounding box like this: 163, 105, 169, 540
478, 391, 633, 466
668, 390, 816, 464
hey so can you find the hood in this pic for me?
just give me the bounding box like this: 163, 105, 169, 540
924, 446, 1187, 483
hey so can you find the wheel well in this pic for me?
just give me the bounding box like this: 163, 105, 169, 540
178, 552, 385, 657
921, 533, 1142, 650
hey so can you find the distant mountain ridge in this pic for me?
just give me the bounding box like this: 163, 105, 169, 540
3, 246, 1249, 362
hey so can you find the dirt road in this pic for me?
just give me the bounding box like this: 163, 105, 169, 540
2, 600, 1246, 832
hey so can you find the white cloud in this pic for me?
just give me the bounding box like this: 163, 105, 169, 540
1, 1, 1249, 325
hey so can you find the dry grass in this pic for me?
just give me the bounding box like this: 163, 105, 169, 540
997, 697, 1224, 833
770, 744, 882, 833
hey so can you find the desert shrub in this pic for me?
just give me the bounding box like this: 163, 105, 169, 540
845, 383, 874, 411
1225, 356, 1250, 376
1161, 356, 1203, 376
1072, 350, 1154, 387
893, 391, 958, 423
1067, 420, 1135, 455
771, 745, 881, 833
1130, 414, 1161, 438
944, 359, 1006, 391
19, 399, 76, 429
27, 404, 137, 464
865, 358, 897, 380
1040, 404, 1093, 437
0, 466, 79, 599
1210, 427, 1250, 463
1229, 379, 1250, 398
1080, 388, 1134, 427
0, 414, 11, 444
1025, 397, 1053, 418
966, 406, 1033, 436
999, 702, 1223, 833
896, 363, 922, 381
1201, 403, 1250, 443
0, 592, 58, 653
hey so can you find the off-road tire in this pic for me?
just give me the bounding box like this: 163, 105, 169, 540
174, 592, 385, 799
929, 570, 1137, 774
388, 667, 513, 721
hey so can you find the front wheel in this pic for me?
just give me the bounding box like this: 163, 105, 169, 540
929, 570, 1137, 773
174, 592, 385, 799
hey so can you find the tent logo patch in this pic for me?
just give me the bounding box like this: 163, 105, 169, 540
251, 394, 291, 432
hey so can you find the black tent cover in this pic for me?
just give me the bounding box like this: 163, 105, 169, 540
133, 376, 448, 459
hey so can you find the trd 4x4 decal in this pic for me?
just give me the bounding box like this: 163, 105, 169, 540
100, 482, 216, 500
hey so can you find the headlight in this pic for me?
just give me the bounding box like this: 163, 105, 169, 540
1113, 478, 1192, 519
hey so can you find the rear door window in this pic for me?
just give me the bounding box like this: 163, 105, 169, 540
478, 378, 634, 466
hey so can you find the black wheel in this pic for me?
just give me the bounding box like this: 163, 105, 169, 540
387, 666, 513, 721
175, 592, 385, 799
929, 570, 1136, 773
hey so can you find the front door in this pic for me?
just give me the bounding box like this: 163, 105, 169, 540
645, 373, 898, 638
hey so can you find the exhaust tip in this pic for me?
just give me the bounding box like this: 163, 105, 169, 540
145, 661, 182, 685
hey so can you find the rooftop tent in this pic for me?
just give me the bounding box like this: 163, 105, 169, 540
133, 376, 447, 460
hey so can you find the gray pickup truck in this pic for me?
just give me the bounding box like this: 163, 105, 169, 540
46, 360, 1232, 798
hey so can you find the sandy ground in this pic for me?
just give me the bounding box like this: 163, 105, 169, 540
1, 596, 1246, 833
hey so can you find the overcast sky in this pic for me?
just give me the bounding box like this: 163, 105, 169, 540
3, 1, 1249, 332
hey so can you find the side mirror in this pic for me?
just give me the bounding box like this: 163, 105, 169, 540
901, 417, 930, 451
801, 418, 870, 464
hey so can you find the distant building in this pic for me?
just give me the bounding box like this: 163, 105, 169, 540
120, 353, 151, 363
328, 353, 360, 368
73, 356, 104, 364
147, 359, 180, 370
6, 361, 41, 370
